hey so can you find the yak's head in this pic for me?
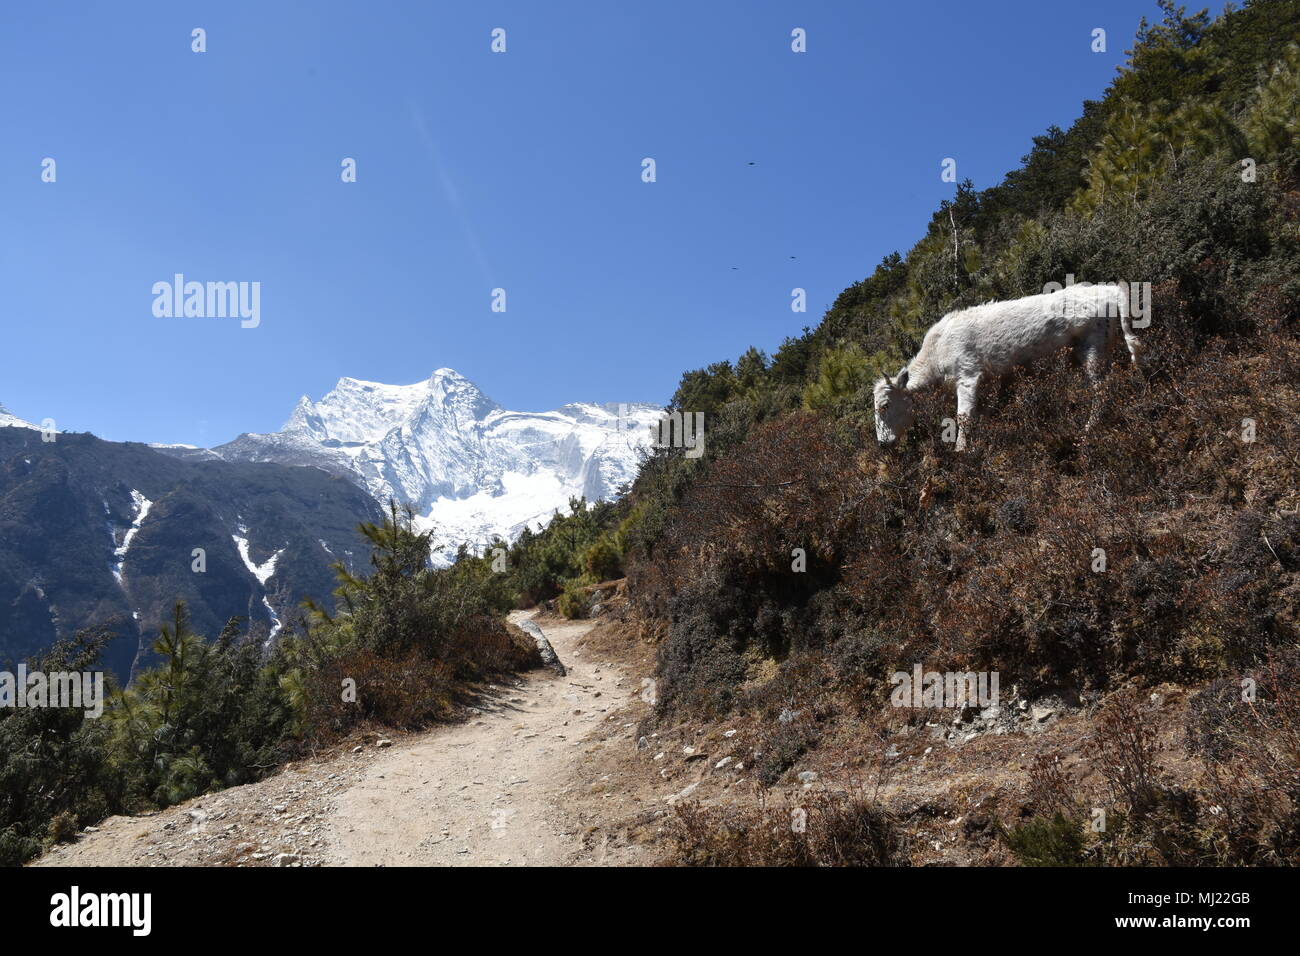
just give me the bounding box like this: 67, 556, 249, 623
873, 367, 914, 447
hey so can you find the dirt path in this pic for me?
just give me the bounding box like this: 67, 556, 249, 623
322, 612, 629, 865
34, 611, 648, 867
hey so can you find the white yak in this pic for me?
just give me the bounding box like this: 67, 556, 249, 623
873, 284, 1143, 451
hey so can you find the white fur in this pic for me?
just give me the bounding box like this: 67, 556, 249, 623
873, 284, 1142, 450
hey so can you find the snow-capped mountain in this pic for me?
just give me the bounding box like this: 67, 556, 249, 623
0, 371, 660, 667
0, 403, 40, 431
212, 369, 662, 556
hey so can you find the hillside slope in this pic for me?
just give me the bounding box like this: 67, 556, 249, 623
0, 427, 382, 678
611, 0, 1300, 866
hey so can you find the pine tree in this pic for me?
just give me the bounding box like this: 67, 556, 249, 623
802, 343, 871, 412
1243, 43, 1300, 158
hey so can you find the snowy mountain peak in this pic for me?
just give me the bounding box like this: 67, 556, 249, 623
283, 395, 326, 438
214, 369, 664, 559
283, 370, 505, 447
0, 403, 39, 431
425, 368, 503, 424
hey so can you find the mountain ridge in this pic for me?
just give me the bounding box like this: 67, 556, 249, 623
205, 369, 663, 556
0, 428, 384, 680
0, 368, 660, 669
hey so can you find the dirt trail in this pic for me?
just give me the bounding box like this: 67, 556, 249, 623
34, 611, 648, 867
323, 612, 628, 865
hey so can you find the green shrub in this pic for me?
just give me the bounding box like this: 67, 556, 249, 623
582, 534, 623, 582
1003, 814, 1092, 867
556, 579, 590, 619
505, 497, 625, 605
0, 828, 40, 868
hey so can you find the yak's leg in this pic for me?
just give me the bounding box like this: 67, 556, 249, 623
955, 377, 979, 451
1120, 314, 1142, 368
1081, 326, 1108, 432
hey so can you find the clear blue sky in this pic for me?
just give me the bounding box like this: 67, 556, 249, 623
0, 1, 1213, 445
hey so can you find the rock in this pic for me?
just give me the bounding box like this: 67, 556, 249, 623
722, 729, 738, 738
797, 771, 818, 784
778, 708, 800, 724
273, 853, 299, 867
1030, 706, 1054, 722
516, 619, 567, 676
979, 705, 1001, 721
351, 745, 364, 753
637, 736, 649, 750
665, 782, 699, 805
714, 757, 733, 770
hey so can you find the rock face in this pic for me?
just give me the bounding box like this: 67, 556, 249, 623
0, 427, 383, 681
210, 369, 663, 559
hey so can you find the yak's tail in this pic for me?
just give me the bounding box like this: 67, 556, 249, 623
1113, 284, 1142, 367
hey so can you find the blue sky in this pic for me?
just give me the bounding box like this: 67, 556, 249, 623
0, 1, 1212, 445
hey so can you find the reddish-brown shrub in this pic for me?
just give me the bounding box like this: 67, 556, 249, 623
302, 617, 540, 740
668, 790, 910, 866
